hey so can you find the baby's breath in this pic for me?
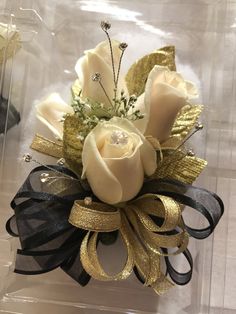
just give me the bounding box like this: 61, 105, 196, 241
71, 89, 144, 141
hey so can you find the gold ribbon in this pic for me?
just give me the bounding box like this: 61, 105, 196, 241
68, 194, 188, 294
69, 201, 121, 232
30, 134, 63, 158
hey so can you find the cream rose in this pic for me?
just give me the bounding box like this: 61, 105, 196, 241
75, 40, 126, 108
36, 93, 73, 139
133, 65, 198, 142
82, 117, 157, 204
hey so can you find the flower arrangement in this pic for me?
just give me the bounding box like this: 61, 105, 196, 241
6, 21, 223, 295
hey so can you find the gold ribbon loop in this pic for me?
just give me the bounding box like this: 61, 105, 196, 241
68, 193, 189, 293
80, 214, 134, 281
132, 194, 181, 232
69, 200, 121, 232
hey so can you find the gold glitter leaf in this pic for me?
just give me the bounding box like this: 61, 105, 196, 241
170, 103, 203, 141
63, 115, 84, 176
153, 150, 207, 184
125, 46, 176, 97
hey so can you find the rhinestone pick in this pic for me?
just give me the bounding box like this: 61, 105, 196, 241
23, 153, 32, 162
119, 42, 128, 51
40, 172, 50, 183
195, 122, 203, 130
101, 20, 111, 31
92, 72, 101, 82
187, 149, 195, 157
57, 158, 65, 166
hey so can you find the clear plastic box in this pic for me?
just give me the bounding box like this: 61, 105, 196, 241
0, 0, 232, 313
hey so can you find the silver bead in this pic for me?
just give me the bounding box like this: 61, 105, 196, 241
92, 72, 101, 82
119, 42, 128, 51
84, 197, 92, 206
40, 172, 50, 183
57, 158, 65, 166
195, 122, 203, 130
23, 153, 32, 163
187, 149, 195, 157
101, 20, 111, 31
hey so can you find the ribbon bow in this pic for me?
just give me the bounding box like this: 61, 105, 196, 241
6, 165, 223, 295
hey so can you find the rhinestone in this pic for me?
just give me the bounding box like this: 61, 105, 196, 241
195, 122, 203, 130
40, 172, 50, 183
92, 72, 101, 82
84, 197, 92, 206
23, 153, 32, 162
57, 158, 65, 166
119, 42, 128, 51
110, 130, 129, 145
100, 20, 111, 31
187, 149, 195, 157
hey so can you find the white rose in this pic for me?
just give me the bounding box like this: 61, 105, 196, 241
75, 40, 126, 108
133, 65, 198, 142
36, 93, 73, 139
82, 117, 157, 204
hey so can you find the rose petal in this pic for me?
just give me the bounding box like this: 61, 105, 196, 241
75, 51, 115, 108
36, 93, 73, 139
144, 65, 198, 141
103, 147, 144, 202
75, 40, 128, 108
108, 117, 157, 176
90, 40, 121, 68
82, 129, 123, 204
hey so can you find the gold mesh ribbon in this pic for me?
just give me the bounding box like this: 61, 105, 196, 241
68, 194, 188, 294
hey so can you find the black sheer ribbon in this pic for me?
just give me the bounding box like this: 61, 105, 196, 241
0, 96, 20, 134
6, 165, 224, 288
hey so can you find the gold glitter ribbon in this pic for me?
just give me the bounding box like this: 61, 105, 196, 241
69, 201, 121, 232
30, 134, 63, 158
68, 193, 187, 294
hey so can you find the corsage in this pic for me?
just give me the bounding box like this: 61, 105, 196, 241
6, 21, 223, 295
